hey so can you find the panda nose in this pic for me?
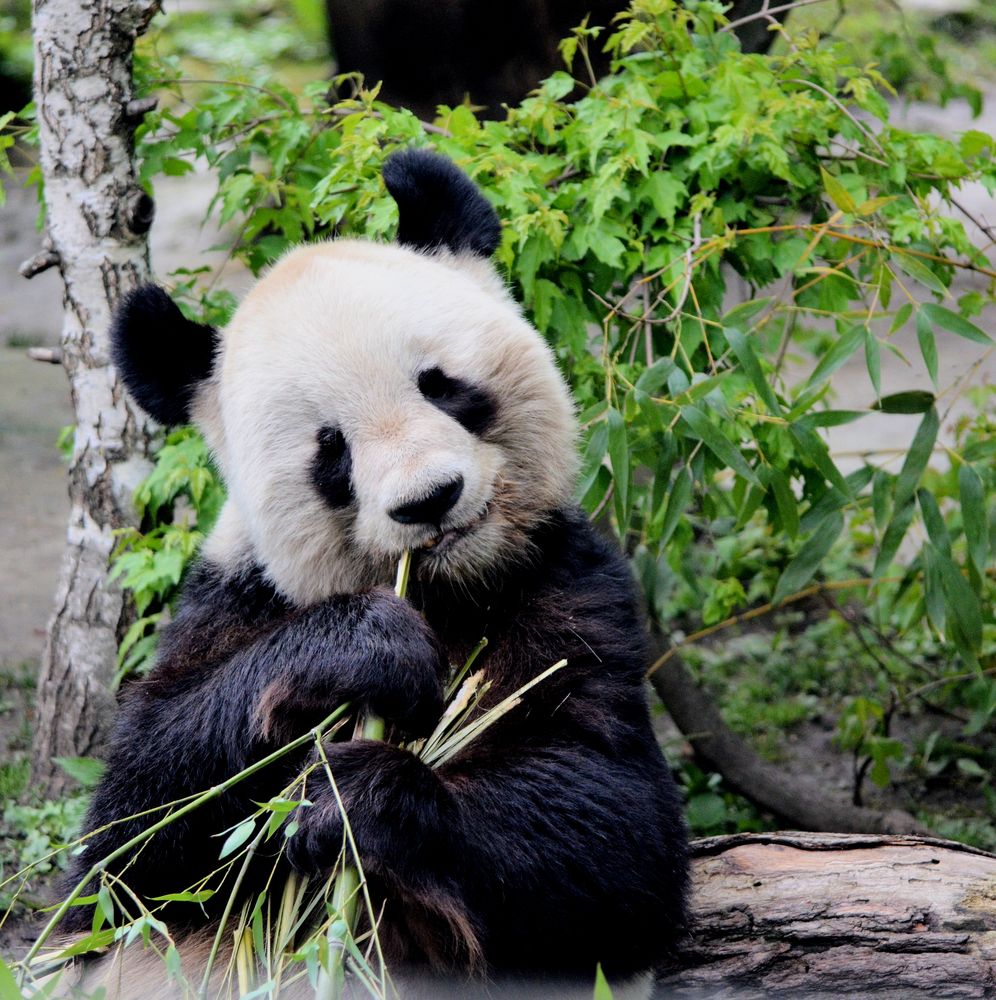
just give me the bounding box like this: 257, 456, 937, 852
389, 476, 464, 526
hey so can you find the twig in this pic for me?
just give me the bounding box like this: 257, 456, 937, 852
719, 0, 832, 33
647, 577, 897, 678
327, 105, 452, 138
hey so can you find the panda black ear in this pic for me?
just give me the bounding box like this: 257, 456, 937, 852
111, 285, 218, 426
383, 149, 501, 258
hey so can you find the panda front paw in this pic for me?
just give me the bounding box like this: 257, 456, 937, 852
255, 588, 446, 743
352, 588, 447, 737
286, 741, 453, 882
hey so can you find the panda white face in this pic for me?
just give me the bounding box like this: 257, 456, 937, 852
193, 239, 578, 604
111, 151, 579, 606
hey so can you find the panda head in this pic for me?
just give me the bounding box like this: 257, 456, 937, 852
112, 150, 578, 603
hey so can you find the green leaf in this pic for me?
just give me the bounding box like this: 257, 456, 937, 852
763, 467, 799, 539
53, 756, 106, 789
892, 254, 946, 295
958, 464, 988, 576
915, 310, 938, 388
0, 956, 22, 1000
772, 510, 844, 605
219, 818, 256, 859
922, 543, 946, 635
889, 303, 913, 335
921, 303, 993, 345
593, 964, 615, 1000
606, 407, 630, 533
789, 424, 851, 496
679, 406, 761, 487
820, 166, 857, 213
97, 885, 114, 926
723, 298, 771, 328
873, 390, 935, 414
659, 468, 692, 548
640, 173, 687, 226
893, 407, 939, 511
576, 423, 608, 502
871, 470, 891, 530
795, 410, 866, 429
725, 327, 782, 416
864, 329, 881, 397
917, 489, 950, 556
806, 326, 865, 389
150, 890, 216, 903
874, 498, 916, 576
936, 551, 983, 654
635, 358, 676, 395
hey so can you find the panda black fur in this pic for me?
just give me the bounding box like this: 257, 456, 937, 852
64, 150, 689, 994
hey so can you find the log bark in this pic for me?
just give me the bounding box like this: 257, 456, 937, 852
29, 0, 162, 796
660, 832, 996, 998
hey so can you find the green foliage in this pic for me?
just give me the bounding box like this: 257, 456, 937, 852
127, 0, 995, 670
110, 427, 225, 679
115, 0, 996, 848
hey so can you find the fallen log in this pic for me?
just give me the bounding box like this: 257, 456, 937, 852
659, 832, 996, 999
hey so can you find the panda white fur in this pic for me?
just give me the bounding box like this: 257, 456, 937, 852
59, 150, 688, 998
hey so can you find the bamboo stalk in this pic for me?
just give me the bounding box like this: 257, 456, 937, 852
18, 704, 351, 984
319, 550, 412, 1000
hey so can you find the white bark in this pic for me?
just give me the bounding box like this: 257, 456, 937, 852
30, 0, 162, 796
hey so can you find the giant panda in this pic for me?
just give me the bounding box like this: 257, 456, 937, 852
60, 150, 689, 997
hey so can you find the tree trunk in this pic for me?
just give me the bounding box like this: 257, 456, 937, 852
29, 0, 162, 797
660, 832, 996, 998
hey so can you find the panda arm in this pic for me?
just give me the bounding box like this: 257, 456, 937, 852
62, 562, 445, 928
290, 517, 689, 974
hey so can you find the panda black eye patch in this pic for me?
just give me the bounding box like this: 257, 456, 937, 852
311, 424, 354, 509
417, 367, 496, 436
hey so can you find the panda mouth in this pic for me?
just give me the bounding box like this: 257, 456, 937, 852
418, 503, 490, 555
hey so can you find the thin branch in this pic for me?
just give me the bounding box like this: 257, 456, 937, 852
720, 0, 833, 33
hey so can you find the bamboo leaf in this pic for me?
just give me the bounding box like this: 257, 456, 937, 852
893, 407, 939, 511
150, 890, 216, 903
594, 964, 615, 1000
659, 468, 692, 547
763, 467, 799, 539
772, 510, 844, 605
889, 303, 913, 335
922, 544, 946, 636
679, 406, 762, 487
959, 464, 988, 576
871, 469, 891, 530
820, 166, 857, 213
725, 326, 782, 415
606, 407, 630, 531
917, 488, 950, 556
806, 325, 864, 389
915, 309, 938, 388
873, 390, 935, 414
576, 422, 608, 501
892, 253, 946, 295
219, 819, 256, 859
936, 552, 983, 653
635, 358, 676, 394
0, 958, 19, 1000
864, 329, 881, 397
789, 424, 851, 496
874, 498, 916, 576
921, 302, 993, 345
